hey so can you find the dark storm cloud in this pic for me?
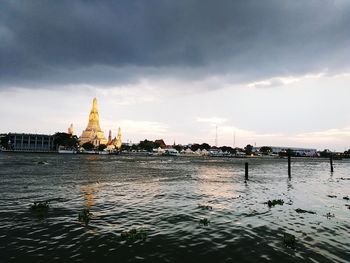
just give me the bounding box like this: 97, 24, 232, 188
1, 0, 350, 88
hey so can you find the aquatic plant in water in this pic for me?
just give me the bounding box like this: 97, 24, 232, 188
121, 228, 147, 241
78, 209, 93, 225
325, 212, 335, 219
198, 204, 213, 210
199, 218, 210, 226
30, 201, 49, 218
295, 208, 316, 214
30, 201, 49, 211
266, 199, 284, 208
283, 233, 296, 249
327, 195, 337, 198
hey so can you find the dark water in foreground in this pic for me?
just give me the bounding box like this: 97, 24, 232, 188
0, 153, 349, 263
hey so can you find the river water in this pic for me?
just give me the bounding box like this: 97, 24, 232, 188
0, 153, 349, 262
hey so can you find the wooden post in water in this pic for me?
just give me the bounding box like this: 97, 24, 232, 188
288, 155, 291, 178
245, 162, 249, 181
330, 154, 334, 173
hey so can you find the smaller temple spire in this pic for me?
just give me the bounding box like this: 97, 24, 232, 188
68, 123, 74, 135
108, 129, 112, 142
116, 127, 122, 149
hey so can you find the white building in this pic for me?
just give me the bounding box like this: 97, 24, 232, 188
252, 146, 317, 157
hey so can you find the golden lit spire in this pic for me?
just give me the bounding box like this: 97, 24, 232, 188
116, 127, 122, 149
79, 98, 107, 146
68, 123, 74, 135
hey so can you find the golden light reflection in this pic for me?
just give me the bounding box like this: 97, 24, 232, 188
193, 165, 241, 209
81, 183, 99, 208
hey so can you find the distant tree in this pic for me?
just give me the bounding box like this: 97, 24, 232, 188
344, 149, 350, 158
0, 134, 9, 149
260, 146, 272, 155
286, 149, 296, 157
82, 142, 94, 151
98, 144, 107, 151
53, 132, 79, 149
245, 144, 253, 155
200, 143, 211, 151
173, 144, 183, 152
138, 140, 160, 152
190, 144, 200, 152
220, 146, 236, 154
319, 149, 332, 158
154, 139, 166, 148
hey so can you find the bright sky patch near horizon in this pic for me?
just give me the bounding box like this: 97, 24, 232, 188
0, 1, 349, 151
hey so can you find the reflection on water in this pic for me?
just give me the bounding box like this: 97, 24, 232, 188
0, 154, 349, 263
81, 184, 98, 208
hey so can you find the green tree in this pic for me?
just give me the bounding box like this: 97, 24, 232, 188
190, 144, 200, 152
319, 149, 331, 158
245, 144, 253, 155
82, 142, 94, 151
286, 149, 296, 157
138, 140, 160, 152
98, 144, 107, 151
200, 143, 211, 151
53, 133, 79, 149
220, 146, 236, 154
0, 134, 9, 149
173, 144, 183, 152
260, 146, 272, 155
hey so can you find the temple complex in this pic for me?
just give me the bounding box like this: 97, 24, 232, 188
79, 98, 108, 146
106, 127, 122, 150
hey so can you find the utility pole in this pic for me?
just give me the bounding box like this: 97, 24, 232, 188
215, 125, 218, 147
233, 131, 236, 148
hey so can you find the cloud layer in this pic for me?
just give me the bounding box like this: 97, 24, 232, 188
1, 0, 350, 89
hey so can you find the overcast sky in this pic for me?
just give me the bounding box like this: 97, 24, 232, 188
1, 0, 350, 150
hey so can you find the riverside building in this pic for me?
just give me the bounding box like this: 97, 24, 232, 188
7, 133, 55, 152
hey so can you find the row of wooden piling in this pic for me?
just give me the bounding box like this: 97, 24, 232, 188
244, 155, 334, 180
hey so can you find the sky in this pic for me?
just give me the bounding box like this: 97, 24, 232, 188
1, 0, 350, 151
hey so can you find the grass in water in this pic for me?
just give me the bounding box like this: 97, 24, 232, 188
199, 218, 210, 226
325, 212, 335, 219
283, 233, 296, 249
78, 209, 93, 226
198, 204, 213, 210
30, 201, 49, 218
295, 208, 316, 214
266, 199, 284, 208
121, 228, 147, 241
30, 201, 49, 211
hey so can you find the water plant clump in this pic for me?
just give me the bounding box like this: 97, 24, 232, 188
295, 208, 316, 214
121, 228, 147, 241
78, 208, 93, 226
198, 204, 213, 210
266, 199, 284, 208
327, 195, 337, 198
199, 218, 210, 226
325, 212, 335, 219
30, 201, 49, 211
283, 233, 296, 249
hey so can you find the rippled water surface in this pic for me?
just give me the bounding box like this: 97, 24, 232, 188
0, 153, 349, 262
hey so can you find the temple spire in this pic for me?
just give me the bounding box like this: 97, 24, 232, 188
79, 98, 107, 146
92, 97, 98, 112
108, 129, 112, 142
116, 127, 122, 149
